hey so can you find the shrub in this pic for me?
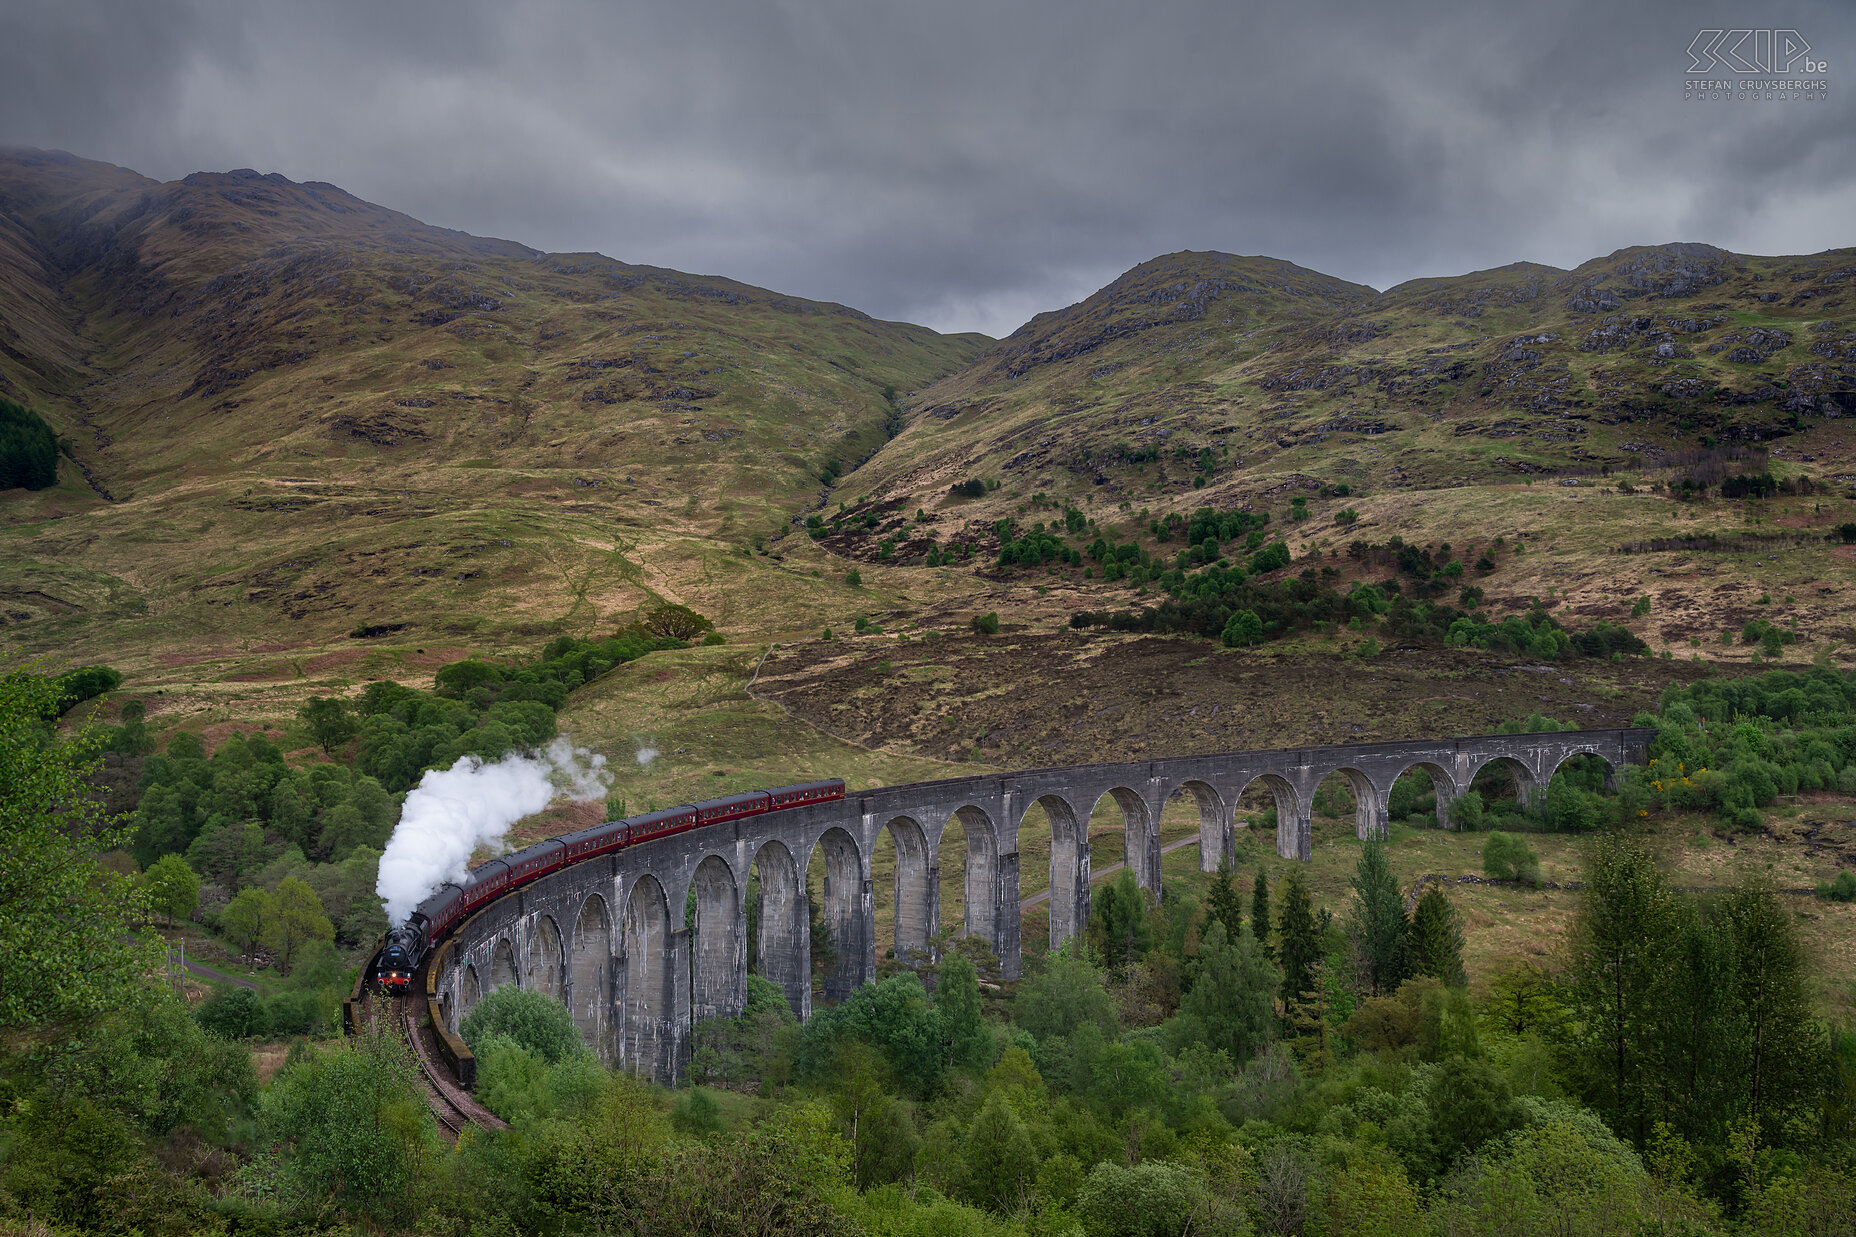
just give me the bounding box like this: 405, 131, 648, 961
1448, 791, 1486, 831
459, 987, 585, 1064
1483, 831, 1541, 885
1818, 870, 1856, 903
971, 611, 1000, 635
949, 478, 986, 498
1220, 609, 1262, 648
846, 567, 863, 588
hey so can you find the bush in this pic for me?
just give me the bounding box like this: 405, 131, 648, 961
1483, 831, 1541, 885
971, 611, 1000, 635
949, 478, 986, 498
1819, 870, 1856, 903
459, 986, 586, 1064
1220, 609, 1262, 648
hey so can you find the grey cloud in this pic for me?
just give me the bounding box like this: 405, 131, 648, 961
0, 0, 1851, 336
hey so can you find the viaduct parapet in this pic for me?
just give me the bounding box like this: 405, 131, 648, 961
433, 727, 1653, 1082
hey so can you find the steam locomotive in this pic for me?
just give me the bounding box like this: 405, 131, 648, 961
372, 778, 846, 989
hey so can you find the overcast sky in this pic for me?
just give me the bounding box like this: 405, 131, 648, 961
2, 0, 1852, 337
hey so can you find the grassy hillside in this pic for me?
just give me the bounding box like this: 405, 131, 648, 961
1, 148, 1852, 774
0, 149, 987, 710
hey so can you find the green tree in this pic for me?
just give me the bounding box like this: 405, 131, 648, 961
1168, 920, 1277, 1064
1252, 867, 1273, 961
1221, 609, 1263, 648
1276, 870, 1321, 1009
1088, 868, 1152, 970
1408, 884, 1467, 987
1723, 880, 1821, 1142
264, 875, 334, 974
220, 886, 277, 956
259, 1012, 435, 1219
936, 952, 991, 1071
1424, 1055, 1525, 1175
640, 602, 715, 641
460, 985, 586, 1064
1075, 1160, 1205, 1237
1482, 830, 1540, 883
298, 695, 357, 755
1448, 790, 1486, 830
827, 1041, 917, 1189
1204, 860, 1244, 941
1653, 896, 1742, 1146
141, 853, 200, 927
963, 1090, 1040, 1212
1347, 841, 1410, 998
0, 396, 60, 490
1566, 836, 1675, 1146
0, 666, 158, 1036
1014, 944, 1117, 1041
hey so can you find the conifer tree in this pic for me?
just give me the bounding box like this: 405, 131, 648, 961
936, 952, 991, 1072
1088, 868, 1152, 970
1252, 867, 1273, 962
1346, 841, 1411, 998
1276, 870, 1320, 1010
1408, 884, 1466, 988
1723, 880, 1820, 1142
1205, 860, 1245, 942
1566, 836, 1675, 1146
1654, 896, 1741, 1146
1170, 920, 1277, 1065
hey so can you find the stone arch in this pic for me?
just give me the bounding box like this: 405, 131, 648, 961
749, 839, 808, 1019
1548, 747, 1617, 789
1088, 786, 1156, 895
1469, 755, 1540, 808
621, 874, 673, 1077
1238, 773, 1306, 862
945, 805, 1000, 946
526, 914, 563, 999
880, 815, 935, 967
1389, 761, 1459, 829
1023, 793, 1087, 950
691, 854, 744, 1024
571, 893, 612, 1057
811, 827, 868, 1003
1166, 778, 1227, 873
1312, 765, 1385, 842
460, 964, 482, 1018
490, 937, 520, 991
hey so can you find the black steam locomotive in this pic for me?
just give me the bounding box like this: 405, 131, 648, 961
370, 778, 845, 989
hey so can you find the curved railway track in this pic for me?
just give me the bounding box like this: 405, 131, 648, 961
365, 992, 507, 1139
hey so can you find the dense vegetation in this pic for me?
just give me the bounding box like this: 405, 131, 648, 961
114, 613, 699, 968
7, 654, 1856, 1234
0, 395, 59, 491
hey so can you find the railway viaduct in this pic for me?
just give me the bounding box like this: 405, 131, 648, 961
431, 727, 1653, 1082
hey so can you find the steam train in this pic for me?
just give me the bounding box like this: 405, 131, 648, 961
372, 778, 846, 990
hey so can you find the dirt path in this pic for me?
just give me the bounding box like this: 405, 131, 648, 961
169, 948, 260, 990
1019, 835, 1201, 909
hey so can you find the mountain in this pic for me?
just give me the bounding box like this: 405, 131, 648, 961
0, 149, 986, 673
1, 149, 1851, 734
844, 243, 1856, 518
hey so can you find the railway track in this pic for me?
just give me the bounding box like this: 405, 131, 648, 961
365, 992, 507, 1139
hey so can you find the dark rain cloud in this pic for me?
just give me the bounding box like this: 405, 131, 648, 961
1, 0, 1851, 336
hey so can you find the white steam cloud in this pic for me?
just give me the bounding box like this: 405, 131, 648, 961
375, 737, 611, 926
635, 744, 659, 767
